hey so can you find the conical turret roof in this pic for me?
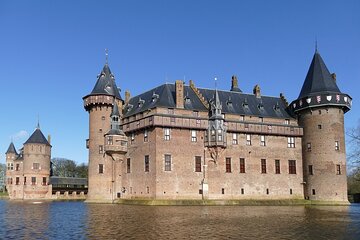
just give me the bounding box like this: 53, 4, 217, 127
89, 64, 122, 100
6, 142, 17, 154
24, 127, 50, 146
110, 101, 120, 117
298, 51, 341, 99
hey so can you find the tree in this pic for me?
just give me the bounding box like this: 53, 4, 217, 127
347, 124, 360, 194
0, 163, 6, 192
51, 158, 87, 178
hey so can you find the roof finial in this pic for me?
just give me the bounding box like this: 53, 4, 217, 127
315, 37, 318, 53
105, 48, 109, 65
214, 77, 218, 90
37, 114, 40, 129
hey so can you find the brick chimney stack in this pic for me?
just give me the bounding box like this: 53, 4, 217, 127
175, 80, 184, 108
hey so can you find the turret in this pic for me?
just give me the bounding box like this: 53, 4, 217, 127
205, 89, 227, 148
83, 62, 124, 202
289, 50, 351, 203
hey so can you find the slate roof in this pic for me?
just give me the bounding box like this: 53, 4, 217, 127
298, 51, 341, 99
50, 176, 87, 186
6, 142, 17, 154
88, 64, 122, 100
24, 128, 51, 146
124, 83, 293, 119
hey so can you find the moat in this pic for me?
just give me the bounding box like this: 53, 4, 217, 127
0, 200, 359, 239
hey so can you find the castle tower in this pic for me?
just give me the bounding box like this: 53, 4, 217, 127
290, 50, 352, 203
83, 63, 123, 202
5, 142, 18, 190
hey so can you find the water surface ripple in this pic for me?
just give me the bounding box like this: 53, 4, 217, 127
0, 200, 359, 239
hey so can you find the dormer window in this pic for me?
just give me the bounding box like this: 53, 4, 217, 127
274, 102, 280, 111
127, 104, 133, 112
258, 103, 264, 110
152, 92, 159, 102
226, 97, 232, 106
138, 98, 145, 108
242, 99, 249, 108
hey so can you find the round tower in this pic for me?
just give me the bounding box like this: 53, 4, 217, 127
290, 51, 351, 203
83, 63, 123, 202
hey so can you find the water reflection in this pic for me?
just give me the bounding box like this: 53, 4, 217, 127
0, 201, 359, 239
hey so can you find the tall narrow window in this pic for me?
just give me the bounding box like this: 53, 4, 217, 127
285, 119, 290, 125
336, 164, 341, 175
144, 130, 148, 142
42, 177, 47, 185
240, 158, 245, 173
195, 156, 202, 172
261, 159, 267, 173
16, 164, 19, 171
99, 164, 104, 174
107, 136, 113, 145
191, 130, 197, 142
287, 137, 295, 148
335, 141, 339, 151
165, 154, 172, 171
127, 158, 131, 173
246, 134, 251, 145
131, 133, 135, 144
232, 133, 238, 145
309, 165, 313, 175
24, 177, 27, 185
259, 117, 263, 122
145, 155, 149, 172
240, 115, 245, 121
289, 160, 296, 174
226, 158, 231, 173
99, 145, 103, 154
307, 142, 311, 151
312, 189, 316, 195
275, 159, 280, 174
260, 135, 266, 146
164, 128, 171, 141
16, 177, 19, 185
31, 177, 36, 185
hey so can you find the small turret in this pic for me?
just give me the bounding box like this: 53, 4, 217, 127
230, 75, 242, 92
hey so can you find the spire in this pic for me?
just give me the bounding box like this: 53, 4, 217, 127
106, 101, 124, 136
111, 101, 120, 117
105, 48, 109, 65
298, 51, 341, 99
37, 116, 40, 129
6, 142, 17, 154
25, 125, 51, 146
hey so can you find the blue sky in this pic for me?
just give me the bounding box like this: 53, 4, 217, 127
0, 0, 359, 164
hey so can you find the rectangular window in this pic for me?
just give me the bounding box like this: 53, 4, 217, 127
336, 164, 341, 175
241, 188, 244, 194
307, 142, 311, 151
16, 177, 19, 185
290, 189, 293, 195
107, 136, 113, 145
240, 115, 245, 121
289, 160, 296, 174
240, 158, 245, 173
226, 158, 231, 173
261, 159, 267, 174
275, 159, 280, 174
285, 119, 290, 125
16, 164, 20, 171
31, 177, 36, 185
246, 134, 251, 145
168, 108, 174, 114
165, 154, 171, 171
127, 158, 131, 173
312, 189, 316, 195
99, 164, 104, 174
287, 137, 295, 148
191, 130, 197, 142
335, 141, 339, 151
145, 155, 149, 172
195, 156, 202, 172
99, 145, 103, 154
42, 177, 47, 185
318, 124, 322, 129
33, 163, 40, 170
222, 188, 225, 194
24, 177, 26, 185
309, 165, 313, 175
192, 111, 199, 117
259, 117, 263, 122
245, 123, 249, 129
164, 128, 171, 141
260, 135, 266, 146
144, 130, 148, 142
232, 133, 238, 145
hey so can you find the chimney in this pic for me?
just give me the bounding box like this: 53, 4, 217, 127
253, 84, 261, 98
175, 80, 184, 108
125, 90, 131, 105
230, 75, 241, 92
47, 134, 51, 144
331, 73, 337, 82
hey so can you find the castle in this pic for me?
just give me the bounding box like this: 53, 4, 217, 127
83, 50, 352, 204
5, 124, 53, 199
5, 50, 351, 204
